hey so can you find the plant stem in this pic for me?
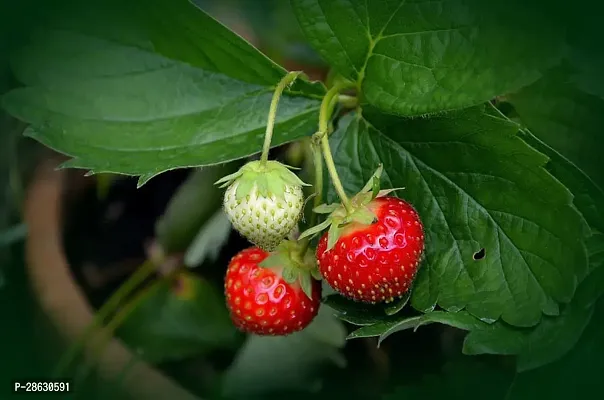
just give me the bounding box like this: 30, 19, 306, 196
260, 71, 302, 165
52, 258, 158, 378
316, 82, 355, 213
321, 134, 351, 212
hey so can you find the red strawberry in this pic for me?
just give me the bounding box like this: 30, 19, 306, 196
224, 247, 321, 336
316, 196, 424, 304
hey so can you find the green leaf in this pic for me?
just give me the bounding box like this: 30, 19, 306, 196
118, 272, 240, 363
291, 0, 563, 116
463, 232, 604, 372
384, 290, 411, 316
183, 210, 232, 268
221, 306, 346, 397
1, 0, 322, 182
328, 109, 588, 327
509, 64, 604, 189
348, 311, 484, 345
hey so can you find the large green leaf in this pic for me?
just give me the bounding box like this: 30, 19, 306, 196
509, 65, 604, 189
463, 232, 604, 372
1, 0, 322, 185
118, 272, 240, 363
291, 0, 563, 116
327, 109, 587, 327
382, 297, 604, 400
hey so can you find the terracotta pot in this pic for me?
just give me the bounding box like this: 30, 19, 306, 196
24, 157, 202, 400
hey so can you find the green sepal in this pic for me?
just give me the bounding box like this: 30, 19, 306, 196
310, 267, 322, 281
266, 175, 286, 199
371, 176, 380, 200
214, 169, 244, 187
235, 178, 255, 202
218, 160, 309, 202
359, 164, 383, 193
258, 253, 288, 269
351, 192, 373, 207
298, 271, 314, 300
313, 203, 340, 214
298, 217, 333, 240
326, 221, 343, 251
351, 207, 377, 225
282, 266, 299, 284
377, 188, 405, 198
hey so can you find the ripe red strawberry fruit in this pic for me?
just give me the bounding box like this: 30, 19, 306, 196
316, 196, 424, 304
224, 247, 321, 336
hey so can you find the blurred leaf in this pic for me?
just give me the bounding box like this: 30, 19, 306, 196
0, 223, 27, 247
327, 109, 587, 328
291, 0, 563, 116
184, 210, 232, 268
118, 271, 239, 363
157, 164, 237, 254
509, 64, 604, 188
221, 306, 346, 398
1, 0, 322, 185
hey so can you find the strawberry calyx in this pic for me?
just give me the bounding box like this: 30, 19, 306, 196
215, 160, 310, 202
299, 164, 405, 251
257, 239, 321, 300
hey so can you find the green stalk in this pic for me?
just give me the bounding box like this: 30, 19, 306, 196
52, 259, 157, 377
321, 134, 351, 212
260, 71, 303, 165
316, 82, 355, 213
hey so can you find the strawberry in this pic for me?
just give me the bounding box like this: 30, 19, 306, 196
224, 243, 321, 336
299, 164, 425, 304
216, 160, 309, 251
316, 196, 424, 303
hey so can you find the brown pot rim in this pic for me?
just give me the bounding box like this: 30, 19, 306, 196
24, 157, 202, 400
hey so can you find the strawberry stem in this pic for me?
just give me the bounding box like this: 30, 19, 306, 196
260, 71, 303, 165
316, 82, 355, 213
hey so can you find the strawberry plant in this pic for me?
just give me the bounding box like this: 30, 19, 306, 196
1, 0, 603, 399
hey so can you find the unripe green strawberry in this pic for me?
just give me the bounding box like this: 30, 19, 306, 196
216, 160, 309, 251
